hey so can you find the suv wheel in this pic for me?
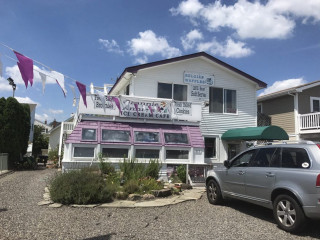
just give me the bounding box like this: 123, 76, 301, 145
273, 194, 306, 233
206, 179, 222, 205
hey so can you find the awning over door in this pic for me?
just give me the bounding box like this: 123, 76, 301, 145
221, 125, 289, 141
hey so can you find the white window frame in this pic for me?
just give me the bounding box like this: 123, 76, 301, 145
157, 82, 188, 101
101, 145, 131, 161
81, 128, 97, 142
134, 145, 161, 160
204, 136, 218, 160
165, 146, 190, 163
72, 144, 96, 159
209, 87, 238, 115
310, 97, 320, 112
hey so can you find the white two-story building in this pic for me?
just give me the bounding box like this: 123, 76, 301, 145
62, 52, 266, 183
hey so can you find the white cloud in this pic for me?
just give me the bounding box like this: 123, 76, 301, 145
35, 113, 49, 122
0, 76, 13, 92
15, 96, 40, 106
171, 0, 320, 40
259, 78, 307, 96
181, 29, 203, 50
49, 109, 63, 115
197, 37, 253, 58
135, 56, 148, 64
170, 0, 203, 17
98, 39, 124, 55
128, 30, 181, 60
5, 65, 58, 87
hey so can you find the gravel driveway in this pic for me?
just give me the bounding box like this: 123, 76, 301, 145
0, 168, 319, 240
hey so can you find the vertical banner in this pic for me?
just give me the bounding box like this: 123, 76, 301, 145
76, 81, 87, 108
14, 51, 34, 88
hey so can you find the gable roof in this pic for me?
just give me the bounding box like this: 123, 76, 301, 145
109, 52, 266, 94
258, 80, 320, 101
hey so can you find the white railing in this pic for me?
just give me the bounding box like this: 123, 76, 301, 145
299, 112, 320, 130
58, 122, 75, 167
63, 122, 75, 132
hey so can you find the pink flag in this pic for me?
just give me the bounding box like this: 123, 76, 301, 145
134, 103, 139, 114
76, 81, 87, 108
14, 51, 33, 88
148, 105, 153, 115
112, 97, 122, 114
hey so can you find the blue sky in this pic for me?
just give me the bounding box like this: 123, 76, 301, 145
0, 0, 319, 123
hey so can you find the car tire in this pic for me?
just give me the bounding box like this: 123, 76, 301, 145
273, 194, 306, 233
206, 179, 223, 205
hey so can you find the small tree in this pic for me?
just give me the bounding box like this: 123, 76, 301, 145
32, 125, 49, 158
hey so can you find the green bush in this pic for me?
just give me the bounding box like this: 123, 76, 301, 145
48, 147, 60, 165
123, 179, 140, 194
49, 168, 116, 204
139, 178, 163, 194
98, 154, 115, 175
120, 158, 146, 181
15, 156, 37, 170
177, 165, 187, 183
145, 159, 161, 179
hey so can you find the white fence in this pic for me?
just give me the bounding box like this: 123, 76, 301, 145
299, 112, 320, 130
0, 153, 8, 171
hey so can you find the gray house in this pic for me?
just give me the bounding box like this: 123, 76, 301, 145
257, 80, 320, 141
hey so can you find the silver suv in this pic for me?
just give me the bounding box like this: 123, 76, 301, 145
206, 142, 320, 233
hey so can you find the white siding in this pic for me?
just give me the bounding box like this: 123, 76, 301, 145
132, 57, 257, 135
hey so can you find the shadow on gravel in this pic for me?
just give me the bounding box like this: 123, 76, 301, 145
82, 233, 116, 240
0, 208, 8, 212
224, 199, 320, 238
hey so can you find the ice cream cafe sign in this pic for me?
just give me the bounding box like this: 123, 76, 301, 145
184, 72, 214, 86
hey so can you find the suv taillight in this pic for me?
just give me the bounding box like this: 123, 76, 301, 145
317, 144, 320, 149
317, 174, 320, 187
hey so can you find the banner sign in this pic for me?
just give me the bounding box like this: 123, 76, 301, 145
189, 85, 209, 102
174, 101, 192, 115
184, 71, 214, 86
119, 97, 171, 120
93, 95, 115, 110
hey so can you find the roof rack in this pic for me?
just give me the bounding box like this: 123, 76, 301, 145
251, 140, 317, 147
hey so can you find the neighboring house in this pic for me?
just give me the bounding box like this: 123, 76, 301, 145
34, 119, 52, 135
62, 52, 267, 183
257, 80, 320, 141
48, 116, 74, 152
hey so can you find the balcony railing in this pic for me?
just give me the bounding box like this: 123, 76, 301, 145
299, 112, 320, 131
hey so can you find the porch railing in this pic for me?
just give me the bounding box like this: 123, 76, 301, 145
299, 112, 320, 130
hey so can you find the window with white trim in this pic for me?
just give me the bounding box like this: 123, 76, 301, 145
209, 87, 237, 114
102, 148, 129, 158
134, 131, 160, 143
74, 147, 95, 157
82, 128, 96, 141
102, 129, 130, 142
166, 150, 189, 159
157, 83, 187, 101
135, 149, 159, 159
164, 133, 189, 144
310, 97, 320, 112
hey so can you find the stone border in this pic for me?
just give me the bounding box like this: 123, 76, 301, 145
38, 187, 205, 208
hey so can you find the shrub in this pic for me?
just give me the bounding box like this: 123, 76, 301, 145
120, 158, 146, 181
15, 156, 37, 170
123, 179, 139, 194
49, 168, 116, 204
139, 178, 163, 194
177, 165, 187, 183
145, 159, 161, 179
48, 147, 60, 165
98, 153, 115, 175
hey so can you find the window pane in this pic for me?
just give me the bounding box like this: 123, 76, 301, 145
74, 147, 94, 157
102, 130, 130, 142
313, 100, 320, 112
134, 131, 160, 143
158, 83, 172, 99
205, 138, 216, 158
209, 87, 223, 113
281, 148, 310, 169
166, 150, 189, 159
224, 89, 237, 113
270, 148, 281, 167
135, 149, 159, 158
102, 148, 128, 158
249, 148, 277, 167
164, 133, 188, 144
82, 129, 96, 141
174, 84, 187, 101
125, 84, 130, 95
231, 150, 257, 167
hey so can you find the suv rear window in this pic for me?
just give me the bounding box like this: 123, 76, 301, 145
281, 148, 310, 169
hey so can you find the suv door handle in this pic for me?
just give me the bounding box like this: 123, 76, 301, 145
266, 172, 275, 177
238, 171, 245, 175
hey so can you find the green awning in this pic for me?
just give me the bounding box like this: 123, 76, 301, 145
221, 126, 289, 141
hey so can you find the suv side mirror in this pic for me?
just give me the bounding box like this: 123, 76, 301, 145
224, 160, 231, 169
